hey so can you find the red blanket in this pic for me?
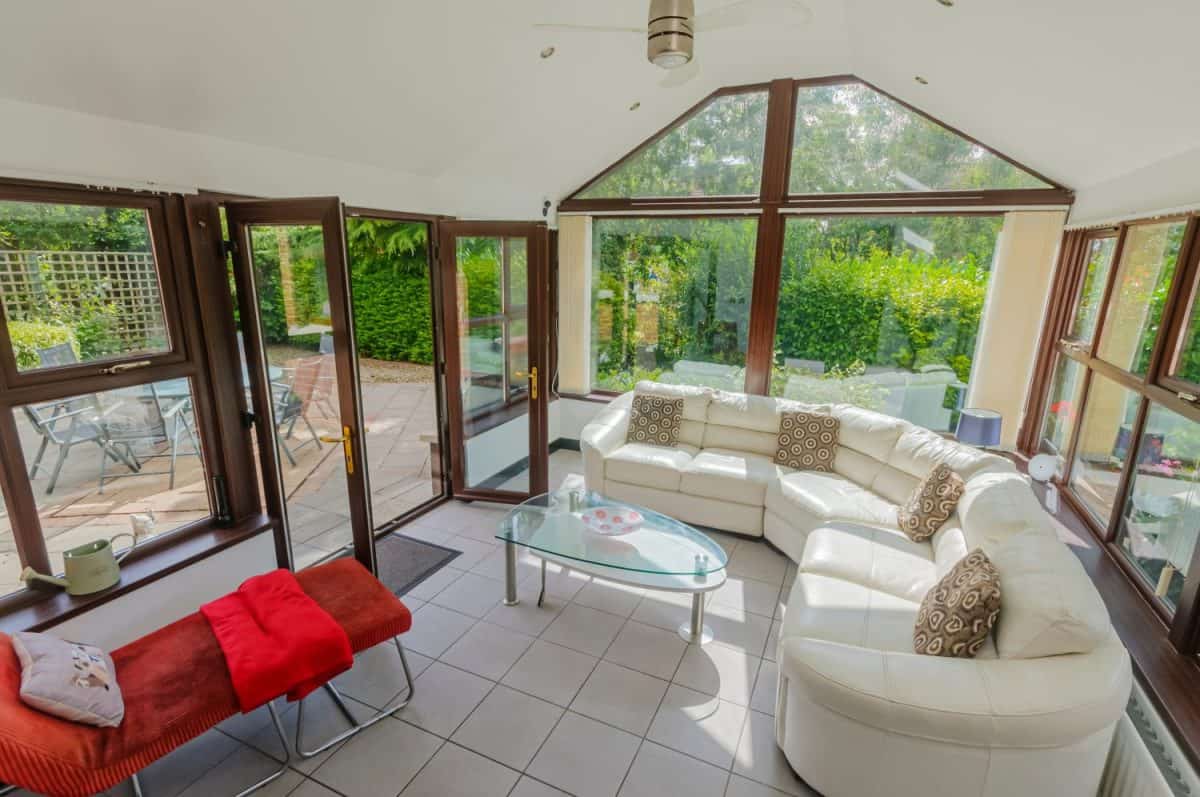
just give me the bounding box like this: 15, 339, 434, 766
201, 569, 354, 712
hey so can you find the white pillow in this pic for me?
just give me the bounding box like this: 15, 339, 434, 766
990, 530, 1111, 659
11, 632, 125, 727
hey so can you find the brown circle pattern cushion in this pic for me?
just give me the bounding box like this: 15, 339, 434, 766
914, 548, 1001, 658
897, 462, 966, 543
774, 411, 839, 472
625, 394, 684, 447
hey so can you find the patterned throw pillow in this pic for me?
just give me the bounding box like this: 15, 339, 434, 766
897, 463, 965, 542
625, 394, 684, 447
913, 549, 1001, 658
774, 411, 839, 472
10, 631, 125, 727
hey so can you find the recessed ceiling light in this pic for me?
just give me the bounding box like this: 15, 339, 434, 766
914, 75, 929, 85
629, 101, 641, 111
540, 46, 556, 59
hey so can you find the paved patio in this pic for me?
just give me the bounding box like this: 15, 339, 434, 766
2, 379, 440, 595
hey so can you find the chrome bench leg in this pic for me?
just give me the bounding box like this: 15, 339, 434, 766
234, 699, 290, 796
295, 637, 415, 759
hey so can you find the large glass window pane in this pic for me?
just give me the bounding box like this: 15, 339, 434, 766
455, 236, 529, 418
577, 91, 768, 199
1066, 236, 1117, 344
344, 217, 442, 531
0, 200, 171, 372
1168, 258, 1200, 386
590, 217, 758, 392
1070, 375, 1141, 523
1115, 404, 1200, 611
1095, 221, 1187, 376
769, 215, 1002, 432
1038, 355, 1086, 466
10, 378, 210, 596
789, 82, 1051, 194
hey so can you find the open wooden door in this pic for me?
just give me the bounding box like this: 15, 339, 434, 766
226, 198, 376, 572
439, 222, 550, 502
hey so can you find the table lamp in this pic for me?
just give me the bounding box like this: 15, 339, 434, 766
956, 408, 1002, 449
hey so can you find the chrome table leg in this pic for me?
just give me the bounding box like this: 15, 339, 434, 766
678, 592, 714, 645
537, 559, 547, 608
504, 542, 519, 606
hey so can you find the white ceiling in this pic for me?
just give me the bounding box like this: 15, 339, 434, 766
0, 0, 1196, 221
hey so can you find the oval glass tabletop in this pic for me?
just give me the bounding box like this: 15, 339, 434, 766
496, 489, 727, 576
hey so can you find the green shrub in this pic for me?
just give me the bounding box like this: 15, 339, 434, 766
7, 320, 77, 369
774, 249, 987, 381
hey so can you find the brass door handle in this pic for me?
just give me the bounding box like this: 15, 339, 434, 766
318, 426, 354, 475
513, 367, 538, 399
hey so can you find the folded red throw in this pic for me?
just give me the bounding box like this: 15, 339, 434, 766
201, 569, 354, 712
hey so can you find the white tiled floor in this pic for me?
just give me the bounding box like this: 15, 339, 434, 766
16, 456, 814, 797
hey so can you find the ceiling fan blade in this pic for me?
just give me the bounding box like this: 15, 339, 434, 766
693, 0, 755, 32
532, 23, 644, 34
659, 59, 701, 89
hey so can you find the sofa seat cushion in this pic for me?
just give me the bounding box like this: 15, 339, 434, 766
680, 448, 784, 506
781, 572, 930, 655
767, 471, 899, 531
800, 523, 938, 604
605, 443, 699, 492
777, 631, 1130, 749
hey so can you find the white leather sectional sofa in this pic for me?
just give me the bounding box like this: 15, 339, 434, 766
581, 382, 1132, 797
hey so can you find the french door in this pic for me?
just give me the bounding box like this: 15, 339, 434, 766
226, 198, 376, 572
439, 222, 551, 501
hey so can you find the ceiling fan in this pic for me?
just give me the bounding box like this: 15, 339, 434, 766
534, 0, 813, 88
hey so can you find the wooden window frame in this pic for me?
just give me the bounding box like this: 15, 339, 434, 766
562, 75, 1073, 399
0, 179, 267, 627
1020, 212, 1200, 637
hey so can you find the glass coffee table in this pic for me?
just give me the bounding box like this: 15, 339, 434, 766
496, 489, 728, 644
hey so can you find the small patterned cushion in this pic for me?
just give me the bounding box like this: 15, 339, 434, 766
897, 463, 965, 542
625, 393, 684, 447
774, 411, 839, 472
914, 549, 1001, 658
11, 631, 125, 727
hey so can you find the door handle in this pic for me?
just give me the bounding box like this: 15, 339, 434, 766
318, 425, 355, 475
530, 366, 538, 401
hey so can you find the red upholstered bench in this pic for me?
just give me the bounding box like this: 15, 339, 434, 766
0, 558, 414, 797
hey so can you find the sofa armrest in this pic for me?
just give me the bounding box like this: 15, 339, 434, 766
581, 404, 631, 490
777, 634, 1130, 749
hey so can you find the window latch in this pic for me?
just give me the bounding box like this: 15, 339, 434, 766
99, 360, 152, 375
1178, 391, 1198, 403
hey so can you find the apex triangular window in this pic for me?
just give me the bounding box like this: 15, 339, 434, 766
576, 90, 769, 199
789, 82, 1053, 194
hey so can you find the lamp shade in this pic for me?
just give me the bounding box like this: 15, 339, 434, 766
956, 408, 1002, 447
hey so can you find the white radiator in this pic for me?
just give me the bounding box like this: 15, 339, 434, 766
1099, 681, 1196, 797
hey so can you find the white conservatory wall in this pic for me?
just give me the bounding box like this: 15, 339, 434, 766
1069, 145, 1200, 228
0, 97, 453, 214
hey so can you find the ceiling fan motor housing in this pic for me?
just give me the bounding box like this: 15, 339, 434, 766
647, 0, 695, 68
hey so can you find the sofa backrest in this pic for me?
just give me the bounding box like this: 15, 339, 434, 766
627, 385, 1014, 491
632, 380, 712, 448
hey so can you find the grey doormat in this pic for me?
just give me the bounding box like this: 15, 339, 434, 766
375, 533, 462, 597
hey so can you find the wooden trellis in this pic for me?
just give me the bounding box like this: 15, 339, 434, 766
0, 250, 167, 348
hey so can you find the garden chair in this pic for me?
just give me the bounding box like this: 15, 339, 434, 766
96, 383, 200, 493
23, 346, 139, 494
272, 358, 323, 467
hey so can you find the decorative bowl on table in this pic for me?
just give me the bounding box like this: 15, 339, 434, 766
579, 506, 643, 536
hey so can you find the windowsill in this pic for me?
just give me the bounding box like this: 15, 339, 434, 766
1004, 451, 1200, 770
558, 391, 618, 404
0, 513, 275, 634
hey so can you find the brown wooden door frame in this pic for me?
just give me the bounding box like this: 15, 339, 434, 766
225, 197, 376, 573
439, 221, 551, 503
